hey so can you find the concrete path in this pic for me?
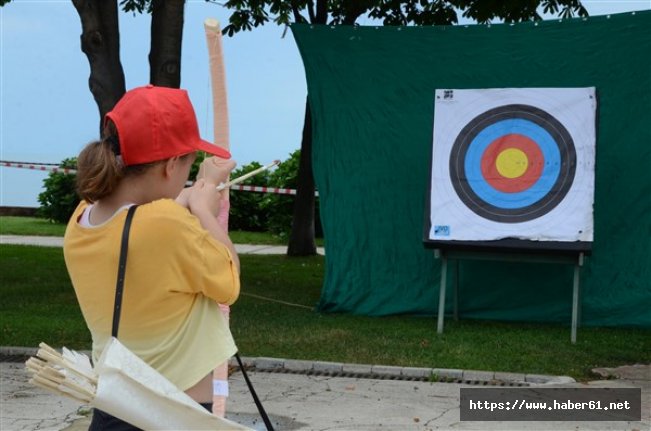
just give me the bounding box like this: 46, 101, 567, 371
0, 235, 324, 255
1, 357, 649, 431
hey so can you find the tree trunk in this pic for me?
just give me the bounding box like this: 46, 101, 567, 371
149, 0, 185, 88
287, 99, 317, 256
286, 1, 330, 257
72, 0, 126, 134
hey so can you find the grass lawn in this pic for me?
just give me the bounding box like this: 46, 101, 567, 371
1, 244, 649, 380
0, 216, 323, 246
1, 216, 67, 236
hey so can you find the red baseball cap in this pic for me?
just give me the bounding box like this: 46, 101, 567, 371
105, 85, 230, 166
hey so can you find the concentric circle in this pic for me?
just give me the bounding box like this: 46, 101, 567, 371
481, 134, 544, 193
449, 104, 576, 223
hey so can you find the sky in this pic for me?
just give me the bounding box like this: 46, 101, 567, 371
1, 0, 649, 208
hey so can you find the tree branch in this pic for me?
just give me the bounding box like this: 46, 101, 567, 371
307, 0, 316, 22
342, 0, 373, 25
315, 0, 327, 24
291, 3, 303, 22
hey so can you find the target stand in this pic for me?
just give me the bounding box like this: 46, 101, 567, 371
425, 88, 596, 345
433, 248, 584, 344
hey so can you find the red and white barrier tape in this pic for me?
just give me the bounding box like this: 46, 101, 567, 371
1, 160, 319, 196
231, 184, 296, 195
228, 184, 319, 196
1, 161, 77, 174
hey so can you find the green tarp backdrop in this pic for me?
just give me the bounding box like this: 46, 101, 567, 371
291, 11, 651, 327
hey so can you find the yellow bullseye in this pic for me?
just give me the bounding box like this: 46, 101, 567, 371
496, 148, 528, 178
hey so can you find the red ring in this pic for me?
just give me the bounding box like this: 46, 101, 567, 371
480, 134, 544, 193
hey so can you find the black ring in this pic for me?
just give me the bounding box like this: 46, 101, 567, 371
449, 104, 576, 223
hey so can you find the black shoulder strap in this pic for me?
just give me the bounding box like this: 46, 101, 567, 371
110, 204, 274, 431
112, 205, 139, 339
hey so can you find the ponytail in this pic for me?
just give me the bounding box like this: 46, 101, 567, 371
76, 137, 124, 203
76, 119, 164, 202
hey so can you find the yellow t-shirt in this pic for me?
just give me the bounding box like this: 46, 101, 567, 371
63, 199, 239, 391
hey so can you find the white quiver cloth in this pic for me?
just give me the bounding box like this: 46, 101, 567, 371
26, 338, 252, 430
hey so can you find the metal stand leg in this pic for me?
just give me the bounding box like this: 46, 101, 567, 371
453, 260, 459, 321
571, 252, 583, 344
437, 254, 447, 334
577, 253, 583, 329
433, 249, 583, 342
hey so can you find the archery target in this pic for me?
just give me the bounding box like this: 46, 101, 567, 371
428, 88, 596, 243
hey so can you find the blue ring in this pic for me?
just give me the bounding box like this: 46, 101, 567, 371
449, 104, 577, 223
463, 119, 560, 209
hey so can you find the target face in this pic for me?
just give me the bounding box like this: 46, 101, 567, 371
450, 104, 576, 223
428, 88, 596, 244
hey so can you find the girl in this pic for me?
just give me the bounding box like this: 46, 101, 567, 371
63, 85, 239, 430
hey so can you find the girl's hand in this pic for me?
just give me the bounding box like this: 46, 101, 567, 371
197, 157, 236, 186
175, 187, 192, 209
188, 179, 223, 218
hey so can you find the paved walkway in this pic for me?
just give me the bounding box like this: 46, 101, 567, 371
0, 235, 324, 255
1, 353, 649, 431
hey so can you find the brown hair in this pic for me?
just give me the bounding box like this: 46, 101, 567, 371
76, 139, 124, 203
76, 121, 161, 203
